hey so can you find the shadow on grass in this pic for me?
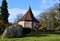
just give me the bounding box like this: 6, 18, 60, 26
25, 34, 49, 37
25, 30, 60, 37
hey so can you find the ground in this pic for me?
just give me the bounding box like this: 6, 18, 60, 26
0, 33, 60, 41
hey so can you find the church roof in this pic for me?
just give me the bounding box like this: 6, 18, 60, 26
19, 6, 39, 22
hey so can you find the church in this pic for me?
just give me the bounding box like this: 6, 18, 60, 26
18, 6, 39, 28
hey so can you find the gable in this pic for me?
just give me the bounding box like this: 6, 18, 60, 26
19, 7, 39, 23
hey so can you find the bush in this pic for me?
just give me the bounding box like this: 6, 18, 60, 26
0, 20, 9, 35
1, 25, 32, 38
1, 25, 23, 38
22, 27, 31, 36
0, 25, 5, 35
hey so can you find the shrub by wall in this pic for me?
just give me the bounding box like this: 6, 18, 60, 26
1, 25, 23, 38
22, 27, 32, 36
1, 25, 32, 38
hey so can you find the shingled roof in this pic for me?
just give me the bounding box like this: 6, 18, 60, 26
19, 6, 39, 22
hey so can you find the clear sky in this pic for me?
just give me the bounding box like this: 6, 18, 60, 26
0, 0, 59, 23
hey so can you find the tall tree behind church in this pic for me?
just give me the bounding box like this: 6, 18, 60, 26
1, 0, 9, 23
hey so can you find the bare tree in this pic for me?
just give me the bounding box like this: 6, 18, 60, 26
14, 13, 23, 23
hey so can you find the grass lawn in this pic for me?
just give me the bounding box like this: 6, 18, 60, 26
0, 34, 60, 41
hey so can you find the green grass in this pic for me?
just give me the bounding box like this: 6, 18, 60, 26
0, 34, 60, 41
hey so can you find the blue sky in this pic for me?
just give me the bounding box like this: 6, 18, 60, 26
0, 0, 59, 23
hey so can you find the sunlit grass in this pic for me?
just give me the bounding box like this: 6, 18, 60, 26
0, 34, 60, 41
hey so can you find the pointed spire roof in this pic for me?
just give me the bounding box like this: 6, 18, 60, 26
28, 5, 31, 11
19, 6, 39, 22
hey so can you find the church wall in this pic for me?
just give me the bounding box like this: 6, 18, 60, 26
18, 21, 25, 27
18, 21, 38, 28
24, 21, 32, 28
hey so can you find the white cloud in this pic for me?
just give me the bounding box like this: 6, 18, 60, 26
8, 8, 41, 23
40, 0, 59, 11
